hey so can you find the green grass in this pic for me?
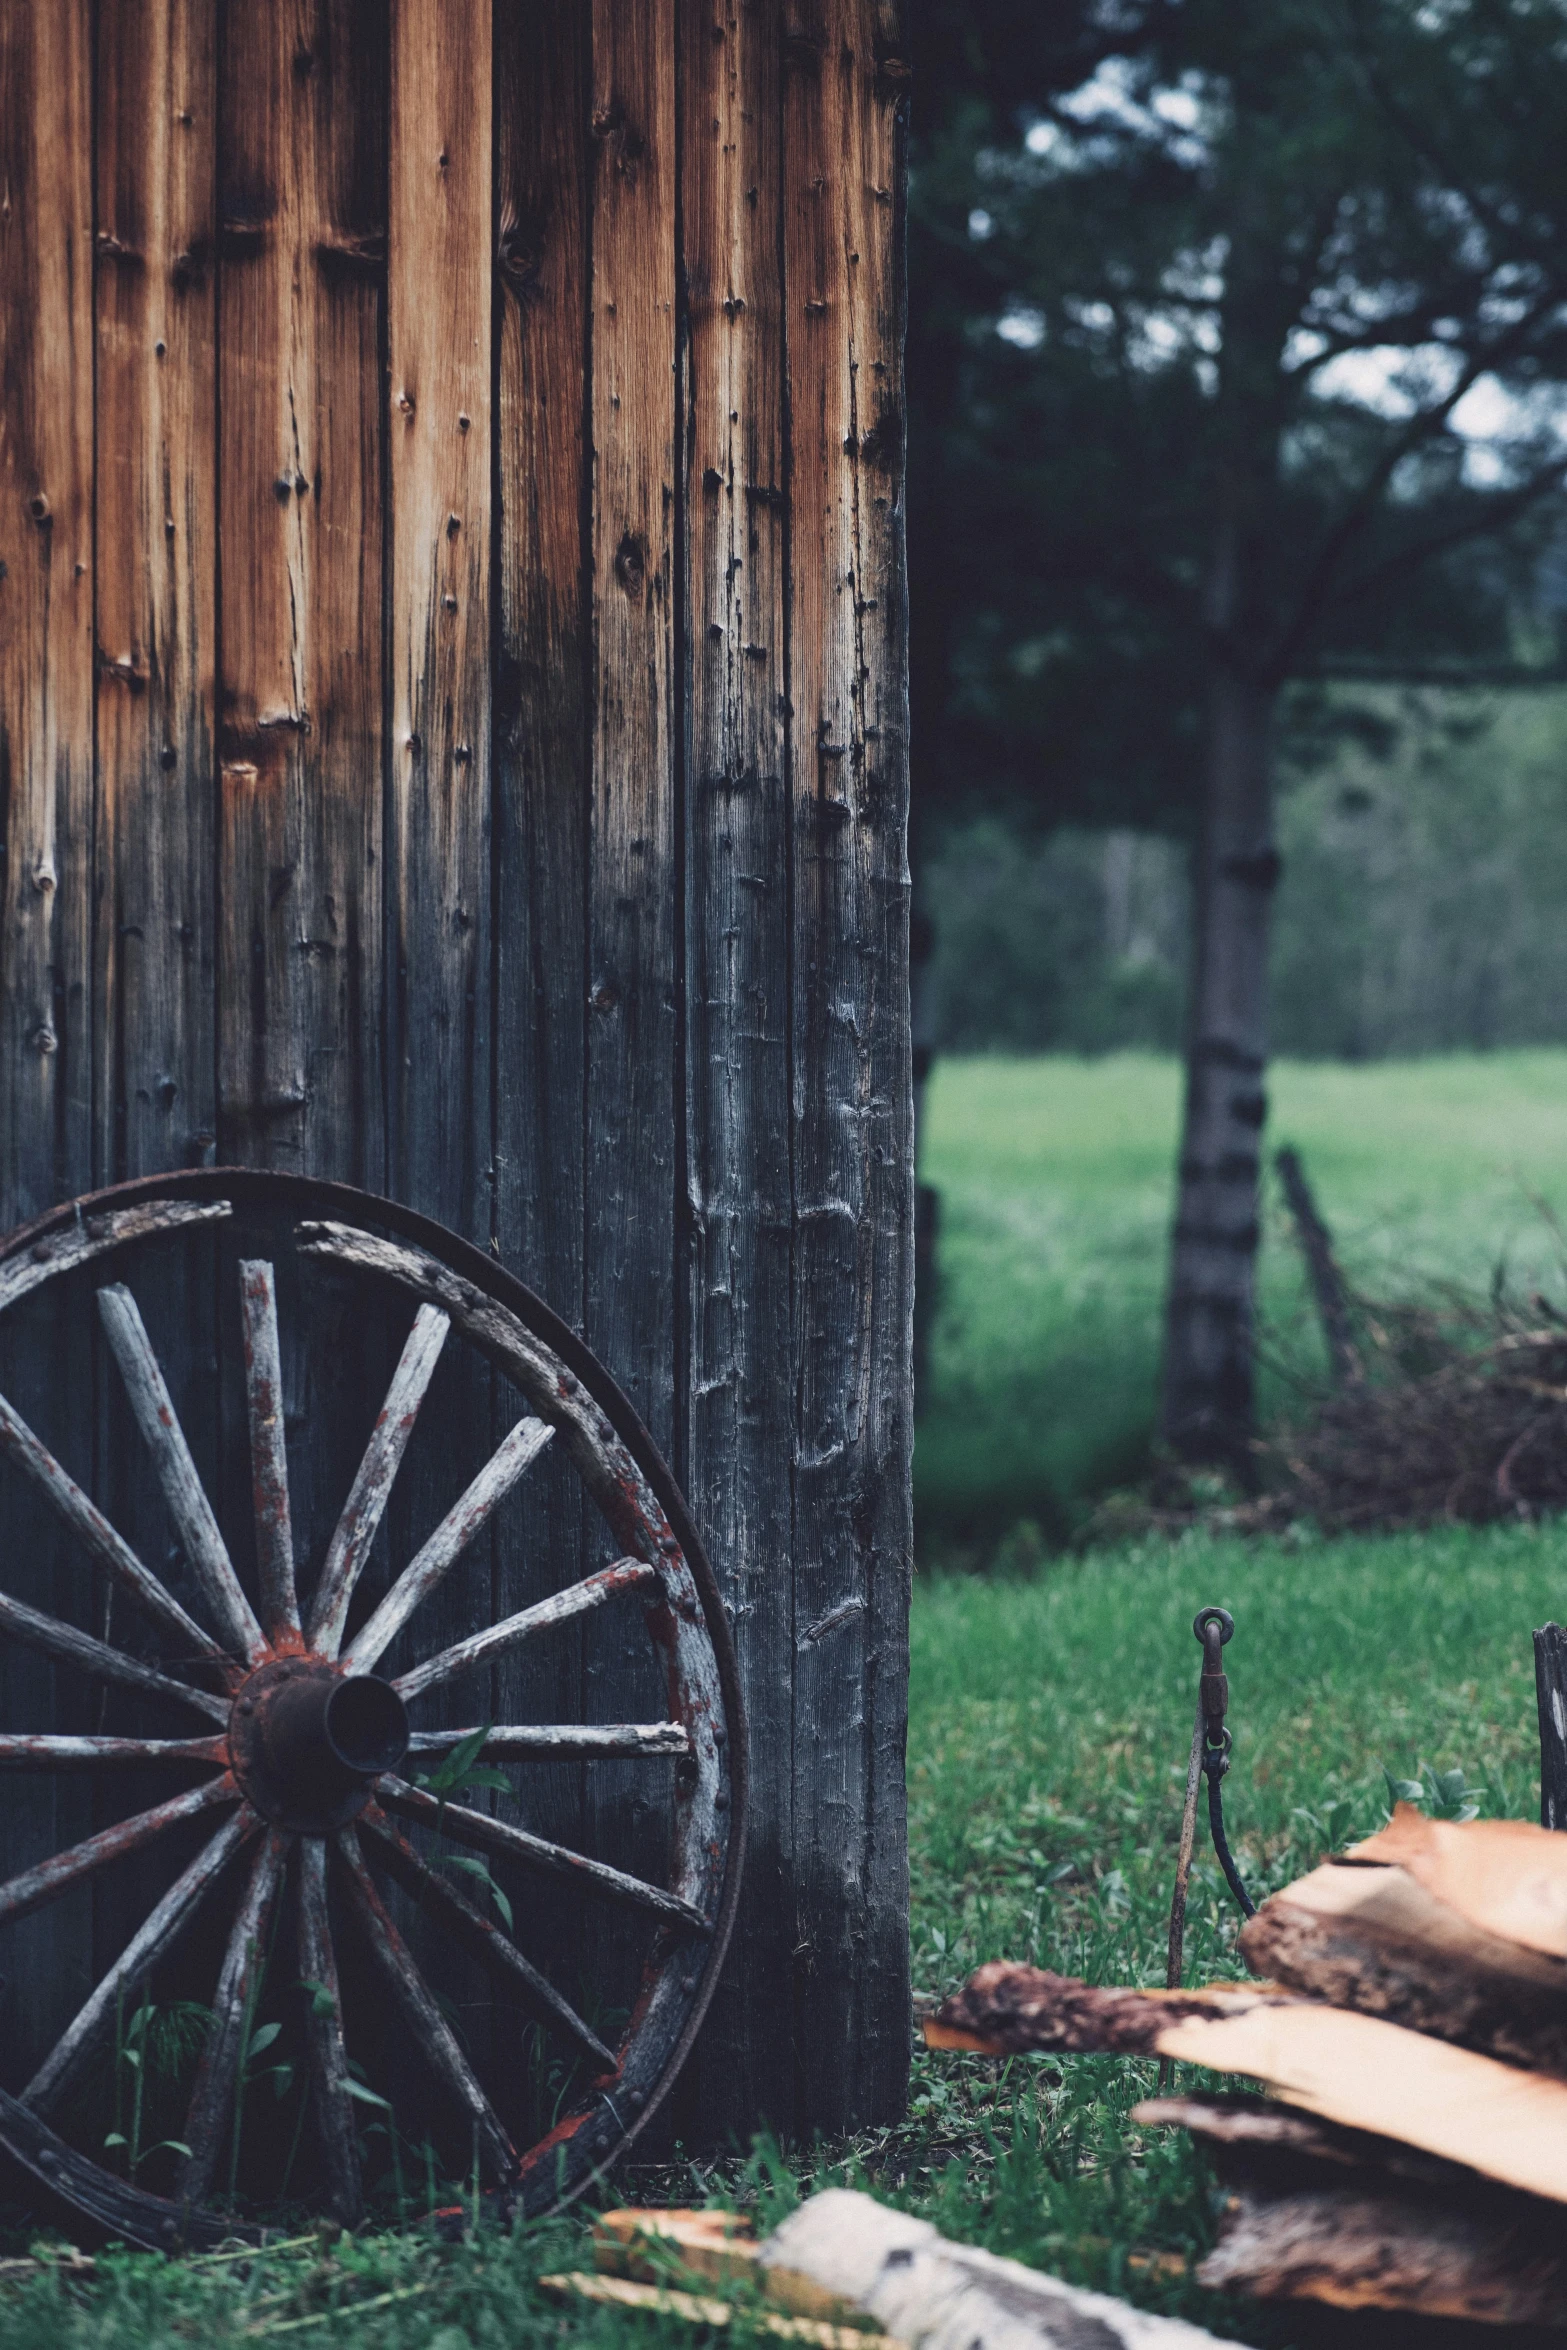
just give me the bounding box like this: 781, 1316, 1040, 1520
918, 1048, 1567, 1540
7, 1521, 1560, 2346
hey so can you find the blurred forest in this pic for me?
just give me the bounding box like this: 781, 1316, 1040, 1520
926, 688, 1567, 1061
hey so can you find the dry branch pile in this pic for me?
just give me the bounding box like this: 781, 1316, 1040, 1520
928, 1805, 1567, 2330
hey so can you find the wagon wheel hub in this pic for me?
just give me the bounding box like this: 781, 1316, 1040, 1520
229, 1660, 410, 1834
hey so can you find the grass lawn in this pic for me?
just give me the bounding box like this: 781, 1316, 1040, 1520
7, 1520, 1561, 2346
918, 1048, 1567, 1541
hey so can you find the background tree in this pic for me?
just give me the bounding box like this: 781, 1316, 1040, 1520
907, 0, 1567, 1467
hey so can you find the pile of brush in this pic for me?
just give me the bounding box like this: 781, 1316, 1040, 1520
927, 1804, 1567, 2331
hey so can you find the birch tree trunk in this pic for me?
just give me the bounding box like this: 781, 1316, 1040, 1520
1161, 650, 1279, 1465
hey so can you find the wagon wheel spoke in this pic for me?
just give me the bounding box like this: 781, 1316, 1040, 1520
96, 1284, 267, 1664
0, 1734, 228, 1770
0, 1390, 228, 1666
406, 1722, 690, 1760
335, 1829, 517, 2183
308, 1304, 451, 1657
342, 1415, 554, 1672
392, 1559, 657, 1702
377, 1777, 709, 1930
0, 1775, 238, 1932
0, 1588, 229, 1722
23, 1808, 260, 2115
238, 1263, 301, 1647
359, 1803, 616, 2068
297, 1835, 362, 2226
177, 1829, 289, 2211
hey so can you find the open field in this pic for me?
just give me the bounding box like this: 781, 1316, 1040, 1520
918, 1049, 1567, 1541
2, 1522, 1558, 2345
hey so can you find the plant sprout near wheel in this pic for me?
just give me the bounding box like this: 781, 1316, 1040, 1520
0, 1172, 745, 2249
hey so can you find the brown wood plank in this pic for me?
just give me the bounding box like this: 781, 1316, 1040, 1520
583, 0, 681, 2010
492, 0, 593, 2095
0, 0, 95, 1222
0, 0, 97, 2090
387, 0, 492, 1238
782, 0, 913, 2130
95, 0, 218, 1186
217, 0, 387, 1186
678, 0, 794, 2138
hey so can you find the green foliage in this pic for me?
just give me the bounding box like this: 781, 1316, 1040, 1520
908, 0, 1567, 842
919, 1046, 1567, 1539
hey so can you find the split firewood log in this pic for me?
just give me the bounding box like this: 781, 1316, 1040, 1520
1239, 1856, 1567, 2073
1347, 1802, 1567, 1957
760, 2188, 1228, 2349
924, 1964, 1287, 2055
1196, 2183, 1567, 2327
929, 1965, 1567, 2205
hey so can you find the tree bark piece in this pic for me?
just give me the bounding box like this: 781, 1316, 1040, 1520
1347, 1800, 1567, 1957
1240, 1857, 1567, 2074
760, 2188, 1226, 2349
1537, 1622, 1567, 1829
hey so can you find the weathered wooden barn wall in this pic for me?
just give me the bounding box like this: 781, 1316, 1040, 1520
0, 0, 912, 2135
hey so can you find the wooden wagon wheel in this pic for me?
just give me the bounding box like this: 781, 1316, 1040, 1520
0, 1172, 745, 2250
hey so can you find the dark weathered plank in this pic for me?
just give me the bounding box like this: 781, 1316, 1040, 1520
217, 0, 387, 1185
583, 0, 681, 2028
0, 0, 94, 1222
783, 0, 914, 2129
492, 0, 593, 2083
0, 0, 98, 2097
94, 0, 219, 1185
678, 0, 795, 2138
387, 0, 492, 1238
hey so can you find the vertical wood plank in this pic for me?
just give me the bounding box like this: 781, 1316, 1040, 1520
95, 0, 218, 1185
0, 0, 95, 1222
584, 0, 680, 1976
0, 0, 97, 2086
783, 0, 913, 2129
217, 0, 387, 1186
679, 0, 795, 2136
493, 0, 592, 2055
387, 0, 492, 1238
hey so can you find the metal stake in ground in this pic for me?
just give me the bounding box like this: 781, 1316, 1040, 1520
1165, 1609, 1254, 2013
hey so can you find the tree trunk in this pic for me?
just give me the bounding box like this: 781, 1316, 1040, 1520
1161, 660, 1280, 1466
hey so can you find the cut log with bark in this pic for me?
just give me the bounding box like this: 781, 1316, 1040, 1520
1239, 1855, 1567, 2074
928, 1811, 1567, 2328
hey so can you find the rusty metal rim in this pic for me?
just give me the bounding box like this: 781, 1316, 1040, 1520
0, 1169, 749, 2243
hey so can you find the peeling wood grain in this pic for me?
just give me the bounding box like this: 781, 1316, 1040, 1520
387, 0, 492, 1235
783, 0, 913, 2130
680, 0, 795, 2141
218, 0, 387, 1181
585, 0, 681, 2042
94, 0, 218, 1184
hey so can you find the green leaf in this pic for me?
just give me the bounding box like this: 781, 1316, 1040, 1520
298, 1977, 337, 2019
437, 1853, 514, 1931
146, 2140, 191, 2162
103, 2132, 127, 2150
423, 1724, 493, 1798
246, 2021, 282, 2061
342, 2077, 392, 2110
457, 1766, 514, 1797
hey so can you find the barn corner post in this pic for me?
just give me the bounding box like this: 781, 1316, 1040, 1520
777, 0, 915, 2129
